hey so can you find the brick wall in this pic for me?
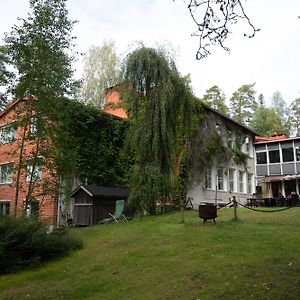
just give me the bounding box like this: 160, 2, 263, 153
0, 100, 58, 225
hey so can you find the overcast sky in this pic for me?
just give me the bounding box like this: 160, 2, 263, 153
1, 0, 300, 105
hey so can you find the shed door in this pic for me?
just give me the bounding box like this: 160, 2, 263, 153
74, 204, 92, 226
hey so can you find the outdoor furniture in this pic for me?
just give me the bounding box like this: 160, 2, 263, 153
199, 203, 217, 223
108, 200, 128, 222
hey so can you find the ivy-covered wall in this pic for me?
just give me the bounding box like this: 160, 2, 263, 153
53, 99, 131, 188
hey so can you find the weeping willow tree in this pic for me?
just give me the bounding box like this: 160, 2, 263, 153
122, 47, 192, 217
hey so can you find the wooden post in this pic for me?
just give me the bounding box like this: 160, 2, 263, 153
233, 196, 238, 221
180, 195, 184, 223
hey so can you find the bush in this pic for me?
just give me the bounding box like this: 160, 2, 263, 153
0, 217, 83, 274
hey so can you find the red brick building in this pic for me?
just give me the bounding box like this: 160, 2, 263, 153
0, 90, 128, 225
0, 99, 58, 224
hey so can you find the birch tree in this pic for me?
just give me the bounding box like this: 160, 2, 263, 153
5, 0, 77, 216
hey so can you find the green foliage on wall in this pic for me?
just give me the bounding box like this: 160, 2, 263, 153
52, 99, 131, 188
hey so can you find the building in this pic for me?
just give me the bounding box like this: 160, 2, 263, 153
104, 89, 257, 208
0, 89, 260, 222
187, 106, 257, 207
0, 96, 129, 225
254, 136, 300, 198
0, 99, 58, 224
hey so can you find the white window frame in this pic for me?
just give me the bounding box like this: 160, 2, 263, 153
204, 169, 212, 190
0, 162, 13, 184
247, 173, 253, 194
238, 170, 244, 193
30, 117, 38, 135
26, 160, 42, 182
0, 200, 10, 217
0, 123, 16, 144
217, 168, 225, 191
228, 168, 235, 192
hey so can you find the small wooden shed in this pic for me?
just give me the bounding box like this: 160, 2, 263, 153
71, 185, 131, 226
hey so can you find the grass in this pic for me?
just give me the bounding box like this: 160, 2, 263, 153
1, 208, 300, 300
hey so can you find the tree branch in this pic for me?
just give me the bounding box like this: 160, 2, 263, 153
187, 0, 260, 59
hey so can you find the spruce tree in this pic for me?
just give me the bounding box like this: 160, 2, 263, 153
229, 83, 257, 125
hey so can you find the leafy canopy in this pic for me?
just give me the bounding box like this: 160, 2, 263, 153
122, 46, 192, 212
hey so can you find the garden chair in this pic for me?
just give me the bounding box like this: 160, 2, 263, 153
109, 199, 128, 222
99, 200, 128, 224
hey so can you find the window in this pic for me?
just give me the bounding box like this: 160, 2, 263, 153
247, 173, 253, 194
217, 168, 224, 191
256, 152, 267, 164
228, 168, 235, 192
226, 128, 233, 148
204, 169, 212, 189
269, 150, 280, 163
244, 137, 250, 155
25, 200, 39, 218
282, 147, 294, 162
26, 161, 42, 182
0, 163, 13, 184
30, 117, 38, 135
0, 124, 16, 144
295, 147, 300, 161
0, 201, 10, 217
238, 171, 244, 193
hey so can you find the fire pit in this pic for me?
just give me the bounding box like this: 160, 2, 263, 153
199, 203, 217, 223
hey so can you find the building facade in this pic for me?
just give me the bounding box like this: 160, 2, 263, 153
254, 136, 300, 198
187, 106, 257, 207
0, 99, 58, 224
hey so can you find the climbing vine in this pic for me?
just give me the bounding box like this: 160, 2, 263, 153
188, 100, 249, 183
51, 99, 131, 189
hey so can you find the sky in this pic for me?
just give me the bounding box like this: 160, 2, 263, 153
1, 0, 300, 106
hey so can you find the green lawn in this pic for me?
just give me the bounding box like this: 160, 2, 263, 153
1, 208, 300, 300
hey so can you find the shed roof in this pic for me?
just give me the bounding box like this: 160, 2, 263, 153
71, 185, 130, 199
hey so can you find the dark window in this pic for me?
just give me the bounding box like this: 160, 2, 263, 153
256, 152, 267, 164
296, 147, 300, 161
282, 147, 294, 162
0, 201, 10, 217
269, 150, 280, 163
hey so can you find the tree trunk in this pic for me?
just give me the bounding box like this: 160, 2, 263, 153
13, 124, 28, 217
24, 137, 40, 213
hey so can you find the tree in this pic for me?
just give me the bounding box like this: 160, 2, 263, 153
289, 98, 300, 136
257, 93, 265, 107
229, 83, 257, 125
5, 0, 77, 216
186, 0, 259, 59
122, 46, 192, 217
0, 45, 14, 110
202, 85, 228, 114
81, 40, 120, 107
270, 91, 290, 135
271, 91, 288, 118
250, 107, 286, 137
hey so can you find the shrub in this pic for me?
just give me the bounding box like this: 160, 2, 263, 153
0, 217, 83, 274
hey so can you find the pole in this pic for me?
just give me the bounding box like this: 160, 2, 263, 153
233, 196, 238, 221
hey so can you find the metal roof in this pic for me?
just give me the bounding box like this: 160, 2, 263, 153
71, 185, 130, 199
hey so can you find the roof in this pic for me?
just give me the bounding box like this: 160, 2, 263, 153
202, 104, 258, 136
71, 185, 130, 199
255, 134, 288, 142
0, 98, 23, 118
258, 174, 300, 182
254, 136, 300, 145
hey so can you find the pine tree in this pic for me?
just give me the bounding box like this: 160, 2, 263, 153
202, 85, 228, 114
229, 83, 257, 125
289, 98, 300, 136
